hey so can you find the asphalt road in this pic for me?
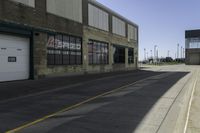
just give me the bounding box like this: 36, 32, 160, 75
0, 68, 190, 133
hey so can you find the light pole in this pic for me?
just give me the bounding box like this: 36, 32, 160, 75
167, 50, 170, 57
181, 46, 183, 58
146, 52, 149, 61
177, 43, 179, 59
154, 45, 157, 60
144, 48, 146, 61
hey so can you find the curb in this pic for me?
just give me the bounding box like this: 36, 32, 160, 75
157, 70, 197, 133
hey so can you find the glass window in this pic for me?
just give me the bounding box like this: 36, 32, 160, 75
88, 40, 109, 65
47, 35, 55, 65
113, 45, 125, 64
47, 34, 82, 66
128, 48, 134, 64
76, 38, 82, 65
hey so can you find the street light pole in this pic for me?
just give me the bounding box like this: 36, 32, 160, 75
177, 43, 179, 58
167, 50, 170, 57
154, 45, 157, 60
181, 46, 183, 58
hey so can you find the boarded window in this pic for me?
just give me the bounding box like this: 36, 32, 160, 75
112, 16, 126, 37
128, 24, 138, 41
47, 0, 82, 23
88, 4, 109, 31
11, 0, 35, 7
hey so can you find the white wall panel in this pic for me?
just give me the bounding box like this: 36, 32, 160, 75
88, 4, 109, 31
47, 0, 82, 23
112, 16, 125, 37
11, 0, 35, 7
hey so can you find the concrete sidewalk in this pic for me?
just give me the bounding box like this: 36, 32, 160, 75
187, 70, 200, 133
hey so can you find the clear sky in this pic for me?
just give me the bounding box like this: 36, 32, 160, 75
96, 0, 200, 60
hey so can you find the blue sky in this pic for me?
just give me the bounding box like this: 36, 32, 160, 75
96, 0, 200, 60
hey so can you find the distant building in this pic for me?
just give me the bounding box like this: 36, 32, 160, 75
185, 30, 200, 65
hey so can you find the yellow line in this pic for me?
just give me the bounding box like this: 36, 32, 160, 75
5, 74, 158, 133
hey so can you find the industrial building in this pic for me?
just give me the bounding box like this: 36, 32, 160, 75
185, 30, 200, 65
0, 0, 138, 82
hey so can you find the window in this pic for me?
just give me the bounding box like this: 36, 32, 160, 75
112, 16, 126, 37
46, 0, 82, 23
47, 34, 82, 66
113, 45, 125, 63
128, 24, 138, 41
88, 40, 109, 65
187, 38, 200, 49
88, 4, 109, 31
128, 48, 134, 64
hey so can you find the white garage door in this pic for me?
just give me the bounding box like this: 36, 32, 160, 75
0, 34, 30, 82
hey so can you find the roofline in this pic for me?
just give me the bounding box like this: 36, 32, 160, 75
88, 0, 138, 28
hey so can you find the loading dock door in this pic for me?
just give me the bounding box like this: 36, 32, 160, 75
0, 34, 30, 82
189, 53, 200, 65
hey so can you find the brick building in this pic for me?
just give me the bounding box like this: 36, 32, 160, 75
0, 0, 138, 82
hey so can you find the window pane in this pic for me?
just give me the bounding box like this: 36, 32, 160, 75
113, 46, 125, 63
47, 34, 82, 66
70, 51, 76, 65
47, 35, 55, 48
63, 35, 70, 50
47, 35, 55, 65
88, 40, 109, 65
70, 37, 76, 50
76, 38, 82, 51
93, 52, 97, 64
63, 50, 70, 65
89, 53, 93, 64
55, 50, 62, 65
55, 35, 62, 49
128, 48, 134, 64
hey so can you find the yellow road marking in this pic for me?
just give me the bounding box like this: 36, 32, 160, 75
5, 74, 160, 133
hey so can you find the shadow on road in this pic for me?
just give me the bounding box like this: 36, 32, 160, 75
0, 70, 189, 133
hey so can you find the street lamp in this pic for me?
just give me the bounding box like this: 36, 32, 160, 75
167, 50, 170, 57
177, 44, 179, 58
144, 48, 146, 61
154, 45, 157, 60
